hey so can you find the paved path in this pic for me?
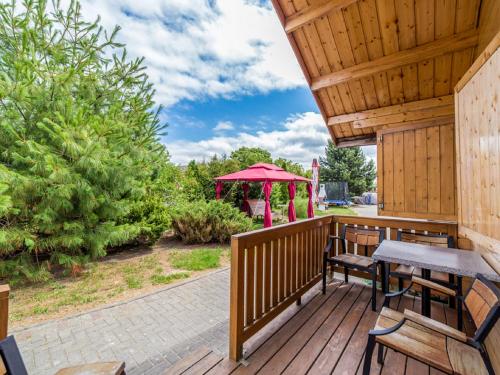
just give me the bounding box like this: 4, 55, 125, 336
13, 268, 230, 375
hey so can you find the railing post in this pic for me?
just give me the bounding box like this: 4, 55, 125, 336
229, 236, 245, 361
0, 285, 9, 340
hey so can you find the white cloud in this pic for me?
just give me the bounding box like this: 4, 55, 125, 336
168, 112, 330, 167
73, 0, 306, 107
213, 121, 234, 132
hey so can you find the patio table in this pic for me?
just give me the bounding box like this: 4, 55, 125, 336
372, 240, 500, 331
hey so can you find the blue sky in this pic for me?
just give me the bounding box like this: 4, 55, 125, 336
75, 0, 375, 167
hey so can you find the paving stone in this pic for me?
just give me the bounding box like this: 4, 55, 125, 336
12, 268, 230, 375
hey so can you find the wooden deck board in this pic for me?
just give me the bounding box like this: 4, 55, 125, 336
164, 280, 471, 375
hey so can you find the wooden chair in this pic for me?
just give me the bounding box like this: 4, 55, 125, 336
391, 231, 457, 307
362, 274, 500, 375
0, 335, 126, 375
323, 225, 385, 311
391, 231, 455, 289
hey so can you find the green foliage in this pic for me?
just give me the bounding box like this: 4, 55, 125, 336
319, 141, 376, 196
294, 198, 309, 219
170, 249, 222, 271
230, 147, 272, 168
170, 200, 252, 244
0, 0, 168, 277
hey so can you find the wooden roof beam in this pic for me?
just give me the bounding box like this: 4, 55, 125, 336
284, 0, 358, 34
336, 135, 377, 148
311, 30, 478, 91
353, 106, 454, 128
327, 95, 454, 126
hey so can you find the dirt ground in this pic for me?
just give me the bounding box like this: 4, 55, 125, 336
7, 237, 230, 329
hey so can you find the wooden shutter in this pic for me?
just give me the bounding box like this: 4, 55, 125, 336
377, 122, 456, 221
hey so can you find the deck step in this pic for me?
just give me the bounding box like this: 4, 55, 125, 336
162, 346, 223, 375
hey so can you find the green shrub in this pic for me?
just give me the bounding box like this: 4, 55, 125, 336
170, 200, 252, 244
170, 249, 222, 271
294, 198, 309, 219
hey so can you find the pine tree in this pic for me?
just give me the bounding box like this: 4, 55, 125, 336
319, 141, 376, 196
0, 0, 167, 278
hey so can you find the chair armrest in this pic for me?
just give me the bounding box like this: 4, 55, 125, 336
411, 276, 456, 296
403, 309, 466, 342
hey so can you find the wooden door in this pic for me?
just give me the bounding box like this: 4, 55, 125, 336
377, 122, 457, 221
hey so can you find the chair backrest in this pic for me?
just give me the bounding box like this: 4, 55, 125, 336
340, 225, 385, 256
0, 336, 28, 375
396, 231, 454, 248
464, 275, 500, 374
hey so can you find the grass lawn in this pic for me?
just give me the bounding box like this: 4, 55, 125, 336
7, 240, 229, 328
314, 206, 357, 216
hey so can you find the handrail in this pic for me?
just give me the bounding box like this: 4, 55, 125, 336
0, 285, 9, 340
229, 216, 333, 360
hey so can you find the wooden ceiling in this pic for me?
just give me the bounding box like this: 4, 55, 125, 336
271, 0, 481, 147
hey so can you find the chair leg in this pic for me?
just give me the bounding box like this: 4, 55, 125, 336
344, 267, 349, 283
398, 277, 403, 291
363, 335, 376, 375
371, 265, 377, 311
322, 256, 327, 295
377, 343, 385, 364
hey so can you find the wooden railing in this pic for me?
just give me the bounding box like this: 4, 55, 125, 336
228, 214, 458, 360
0, 285, 9, 340
229, 216, 332, 360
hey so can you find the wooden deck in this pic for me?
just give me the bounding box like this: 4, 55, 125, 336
164, 279, 473, 375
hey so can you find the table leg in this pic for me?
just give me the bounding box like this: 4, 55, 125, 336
457, 276, 463, 332
380, 261, 388, 294
421, 268, 431, 317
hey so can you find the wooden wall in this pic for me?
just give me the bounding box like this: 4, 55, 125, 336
377, 121, 456, 221
455, 35, 500, 272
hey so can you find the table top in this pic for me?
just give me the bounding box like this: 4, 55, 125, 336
373, 240, 500, 282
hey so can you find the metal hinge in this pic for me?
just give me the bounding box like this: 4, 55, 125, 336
378, 203, 384, 209
378, 135, 383, 143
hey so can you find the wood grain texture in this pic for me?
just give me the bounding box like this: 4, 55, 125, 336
0, 285, 9, 341
378, 122, 457, 220
455, 42, 500, 270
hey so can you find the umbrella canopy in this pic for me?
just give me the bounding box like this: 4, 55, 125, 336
215, 163, 311, 183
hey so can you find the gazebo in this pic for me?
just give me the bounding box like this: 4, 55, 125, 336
215, 163, 313, 228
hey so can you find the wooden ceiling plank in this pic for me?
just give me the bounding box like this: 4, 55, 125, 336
284, 0, 358, 34
336, 135, 377, 147
434, 0, 456, 97
325, 10, 367, 116
395, 0, 419, 101
415, 0, 436, 99
450, 0, 481, 87
327, 95, 453, 125
377, 0, 405, 105
358, 0, 392, 107
310, 29, 478, 91
342, 4, 380, 111
352, 105, 454, 128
